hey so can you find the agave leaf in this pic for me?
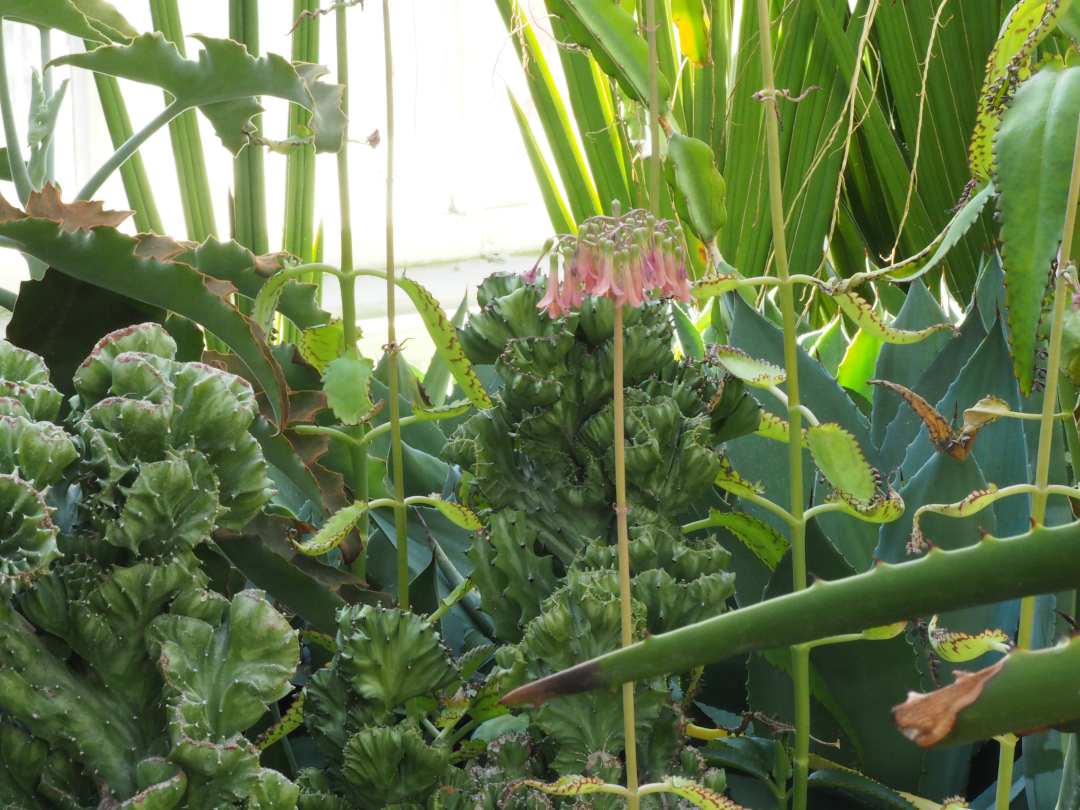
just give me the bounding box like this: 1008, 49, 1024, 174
508, 90, 575, 235
805, 423, 877, 502
806, 767, 921, 810
994, 58, 1080, 393
543, 0, 672, 111
49, 33, 346, 154
708, 346, 785, 387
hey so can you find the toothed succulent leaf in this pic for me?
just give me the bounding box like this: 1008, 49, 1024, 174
0, 474, 58, 598
340, 724, 449, 810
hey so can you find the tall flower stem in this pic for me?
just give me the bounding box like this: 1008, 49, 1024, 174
334, 1, 369, 579
1000, 104, 1080, 810
383, 0, 409, 607
754, 0, 809, 807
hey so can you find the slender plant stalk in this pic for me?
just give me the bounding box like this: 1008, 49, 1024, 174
78, 101, 182, 201
754, 0, 809, 807
230, 0, 268, 260
89, 68, 165, 233
149, 0, 218, 241
38, 27, 54, 185
283, 0, 320, 345
382, 0, 409, 607
0, 30, 34, 206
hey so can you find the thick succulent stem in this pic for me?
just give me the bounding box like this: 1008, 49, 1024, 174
382, 0, 409, 606
501, 520, 1080, 704
753, 0, 809, 805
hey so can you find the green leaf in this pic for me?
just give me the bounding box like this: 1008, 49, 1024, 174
667, 132, 726, 241
508, 775, 625, 798
49, 33, 346, 154
321, 347, 375, 426
116, 761, 187, 810
293, 502, 370, 557
829, 288, 956, 345
994, 58, 1080, 393
672, 301, 705, 360
410, 496, 482, 531
709, 345, 785, 387
300, 320, 346, 374
807, 766, 921, 810
492, 0, 600, 223
835, 329, 882, 405
0, 0, 131, 41
696, 509, 788, 571
545, 0, 672, 111
805, 424, 877, 502
0, 194, 289, 427
507, 90, 575, 235
340, 724, 448, 810
396, 277, 492, 409
670, 0, 710, 65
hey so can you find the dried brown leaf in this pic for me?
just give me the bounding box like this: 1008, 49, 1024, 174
25, 183, 132, 233
134, 233, 197, 261
868, 379, 977, 461
891, 659, 1004, 746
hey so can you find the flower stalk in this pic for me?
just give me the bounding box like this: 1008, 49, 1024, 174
753, 0, 810, 807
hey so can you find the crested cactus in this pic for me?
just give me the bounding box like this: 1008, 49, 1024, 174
0, 325, 297, 809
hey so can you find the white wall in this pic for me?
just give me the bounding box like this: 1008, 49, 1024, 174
0, 0, 570, 287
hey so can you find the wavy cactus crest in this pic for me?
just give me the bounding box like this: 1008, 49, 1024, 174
0, 328, 296, 809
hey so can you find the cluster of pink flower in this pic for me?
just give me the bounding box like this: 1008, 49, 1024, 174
526, 209, 693, 318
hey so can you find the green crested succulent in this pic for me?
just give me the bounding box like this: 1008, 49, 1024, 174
0, 325, 297, 809
432, 275, 749, 805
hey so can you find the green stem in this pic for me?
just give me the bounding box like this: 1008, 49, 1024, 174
0, 31, 34, 205
646, 0, 661, 215
78, 101, 183, 201
1057, 376, 1080, 487
382, 0, 409, 608
755, 0, 809, 804
613, 301, 638, 809
231, 0, 268, 259
38, 27, 54, 185
995, 735, 1018, 810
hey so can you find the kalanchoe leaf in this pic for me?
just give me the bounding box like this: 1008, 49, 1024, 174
696, 509, 788, 572
805, 423, 878, 503
335, 605, 460, 719
300, 319, 346, 373
927, 615, 1013, 663
322, 347, 375, 425
508, 775, 625, 797
0, 473, 58, 598
707, 346, 785, 387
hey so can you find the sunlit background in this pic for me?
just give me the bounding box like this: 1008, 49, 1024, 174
0, 1, 570, 365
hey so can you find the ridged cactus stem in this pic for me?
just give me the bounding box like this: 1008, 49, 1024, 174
754, 0, 809, 805
0, 603, 141, 796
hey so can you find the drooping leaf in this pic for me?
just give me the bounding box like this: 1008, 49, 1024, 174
828, 288, 957, 345
293, 502, 369, 557
805, 423, 877, 502
396, 277, 492, 409
507, 775, 623, 797
507, 90, 575, 236
0, 0, 133, 42
49, 33, 346, 153
697, 509, 788, 571
708, 345, 785, 387
667, 132, 726, 241
994, 58, 1080, 393
543, 0, 672, 111
927, 616, 1012, 663
321, 348, 375, 426
868, 380, 983, 461
300, 320, 346, 374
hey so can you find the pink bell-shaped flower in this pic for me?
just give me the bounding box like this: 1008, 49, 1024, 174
537, 253, 564, 318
